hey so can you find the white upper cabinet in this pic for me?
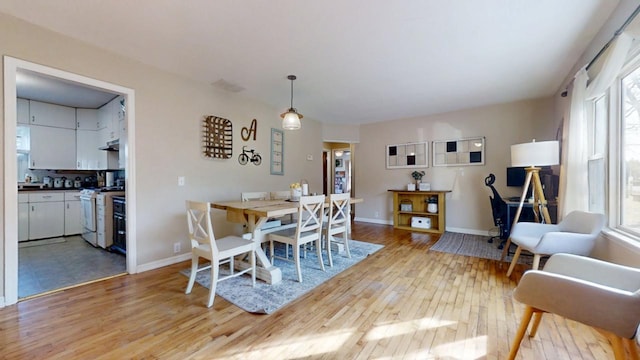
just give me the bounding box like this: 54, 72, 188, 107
98, 95, 123, 142
76, 108, 99, 130
29, 125, 76, 169
29, 100, 76, 129
17, 98, 29, 124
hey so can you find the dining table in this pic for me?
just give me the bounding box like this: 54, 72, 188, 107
211, 196, 363, 284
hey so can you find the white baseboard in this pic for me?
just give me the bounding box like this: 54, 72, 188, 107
446, 227, 490, 236
136, 253, 191, 273
0, 296, 4, 308
354, 217, 392, 225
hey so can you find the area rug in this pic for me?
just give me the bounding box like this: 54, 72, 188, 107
430, 232, 532, 265
180, 239, 383, 314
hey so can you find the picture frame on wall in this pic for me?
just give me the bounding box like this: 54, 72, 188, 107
386, 141, 428, 169
432, 136, 485, 166
270, 128, 284, 175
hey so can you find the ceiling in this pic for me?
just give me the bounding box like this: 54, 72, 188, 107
0, 1, 621, 124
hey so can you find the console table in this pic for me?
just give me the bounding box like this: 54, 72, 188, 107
388, 190, 450, 234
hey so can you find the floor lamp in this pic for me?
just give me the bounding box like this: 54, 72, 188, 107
500, 140, 559, 262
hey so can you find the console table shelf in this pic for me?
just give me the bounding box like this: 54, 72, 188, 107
388, 190, 450, 234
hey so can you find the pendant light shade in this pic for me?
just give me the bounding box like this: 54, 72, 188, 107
280, 75, 303, 130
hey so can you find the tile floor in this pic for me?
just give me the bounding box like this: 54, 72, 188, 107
18, 236, 126, 298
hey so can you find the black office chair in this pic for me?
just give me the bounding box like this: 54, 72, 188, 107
485, 174, 508, 248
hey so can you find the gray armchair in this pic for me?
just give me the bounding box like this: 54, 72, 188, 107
506, 210, 605, 277
508, 253, 640, 359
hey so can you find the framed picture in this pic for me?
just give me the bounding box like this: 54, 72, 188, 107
432, 136, 485, 166
386, 141, 428, 169
335, 158, 344, 169
270, 128, 284, 175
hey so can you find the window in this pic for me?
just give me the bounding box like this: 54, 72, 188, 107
620, 64, 640, 235
587, 95, 607, 214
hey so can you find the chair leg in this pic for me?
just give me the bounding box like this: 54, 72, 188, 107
269, 240, 275, 265
610, 334, 626, 360
207, 259, 219, 308
294, 244, 302, 282
250, 250, 256, 287
325, 232, 334, 267
529, 311, 543, 337
508, 305, 535, 360
342, 230, 351, 259
185, 255, 198, 294
501, 237, 512, 262
315, 239, 325, 272
624, 337, 640, 360
506, 246, 522, 277
532, 254, 541, 271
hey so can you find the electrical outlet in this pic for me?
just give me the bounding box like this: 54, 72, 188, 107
306, 154, 313, 161
173, 242, 181, 253
178, 176, 185, 186
375, 211, 379, 218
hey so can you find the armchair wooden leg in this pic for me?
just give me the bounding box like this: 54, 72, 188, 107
529, 311, 543, 337
500, 237, 512, 262
532, 254, 541, 271
506, 246, 522, 277
508, 305, 535, 360
610, 334, 626, 360
624, 337, 639, 360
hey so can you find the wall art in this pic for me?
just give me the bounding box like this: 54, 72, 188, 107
432, 136, 485, 166
202, 115, 232, 159
386, 141, 428, 169
270, 128, 284, 175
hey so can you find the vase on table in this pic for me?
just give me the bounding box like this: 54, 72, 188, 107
291, 188, 302, 201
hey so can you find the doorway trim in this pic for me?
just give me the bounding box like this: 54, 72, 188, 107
3, 56, 137, 306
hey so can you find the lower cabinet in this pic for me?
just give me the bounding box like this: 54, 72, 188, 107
64, 191, 82, 235
18, 194, 29, 242
28, 192, 64, 240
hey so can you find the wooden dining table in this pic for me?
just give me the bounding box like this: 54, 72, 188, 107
212, 197, 362, 284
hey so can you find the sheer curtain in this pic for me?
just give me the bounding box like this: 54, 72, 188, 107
559, 32, 633, 217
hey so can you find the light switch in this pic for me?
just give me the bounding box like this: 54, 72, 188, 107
178, 176, 185, 186
306, 154, 313, 161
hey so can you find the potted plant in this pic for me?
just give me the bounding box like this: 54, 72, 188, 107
411, 170, 425, 186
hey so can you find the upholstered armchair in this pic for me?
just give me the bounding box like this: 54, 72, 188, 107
506, 210, 605, 277
509, 253, 640, 359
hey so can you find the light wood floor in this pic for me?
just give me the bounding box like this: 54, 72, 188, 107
0, 223, 623, 359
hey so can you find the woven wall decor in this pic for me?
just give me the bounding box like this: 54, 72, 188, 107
203, 115, 233, 159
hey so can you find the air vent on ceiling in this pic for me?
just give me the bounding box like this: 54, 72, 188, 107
211, 79, 245, 93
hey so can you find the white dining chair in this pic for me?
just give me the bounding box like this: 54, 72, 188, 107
269, 195, 326, 282
185, 200, 256, 308
324, 193, 351, 267
241, 191, 269, 201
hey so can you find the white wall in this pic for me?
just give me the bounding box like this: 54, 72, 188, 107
354, 98, 556, 234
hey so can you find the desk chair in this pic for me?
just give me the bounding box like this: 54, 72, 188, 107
485, 174, 508, 247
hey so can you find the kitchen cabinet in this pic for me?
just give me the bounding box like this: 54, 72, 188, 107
28, 192, 64, 240
76, 108, 99, 129
99, 96, 122, 142
64, 191, 82, 235
17, 98, 29, 124
76, 129, 101, 170
18, 193, 29, 242
29, 125, 76, 169
29, 100, 76, 129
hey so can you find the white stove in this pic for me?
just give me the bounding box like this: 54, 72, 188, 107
79, 188, 125, 249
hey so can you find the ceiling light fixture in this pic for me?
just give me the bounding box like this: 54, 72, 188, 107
280, 75, 303, 130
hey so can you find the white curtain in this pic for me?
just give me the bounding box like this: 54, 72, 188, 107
559, 32, 633, 217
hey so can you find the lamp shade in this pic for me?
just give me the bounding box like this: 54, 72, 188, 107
511, 140, 559, 167
281, 110, 301, 130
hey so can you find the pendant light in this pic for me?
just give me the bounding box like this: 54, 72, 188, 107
280, 75, 303, 130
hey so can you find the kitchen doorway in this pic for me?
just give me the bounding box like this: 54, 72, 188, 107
3, 56, 138, 305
